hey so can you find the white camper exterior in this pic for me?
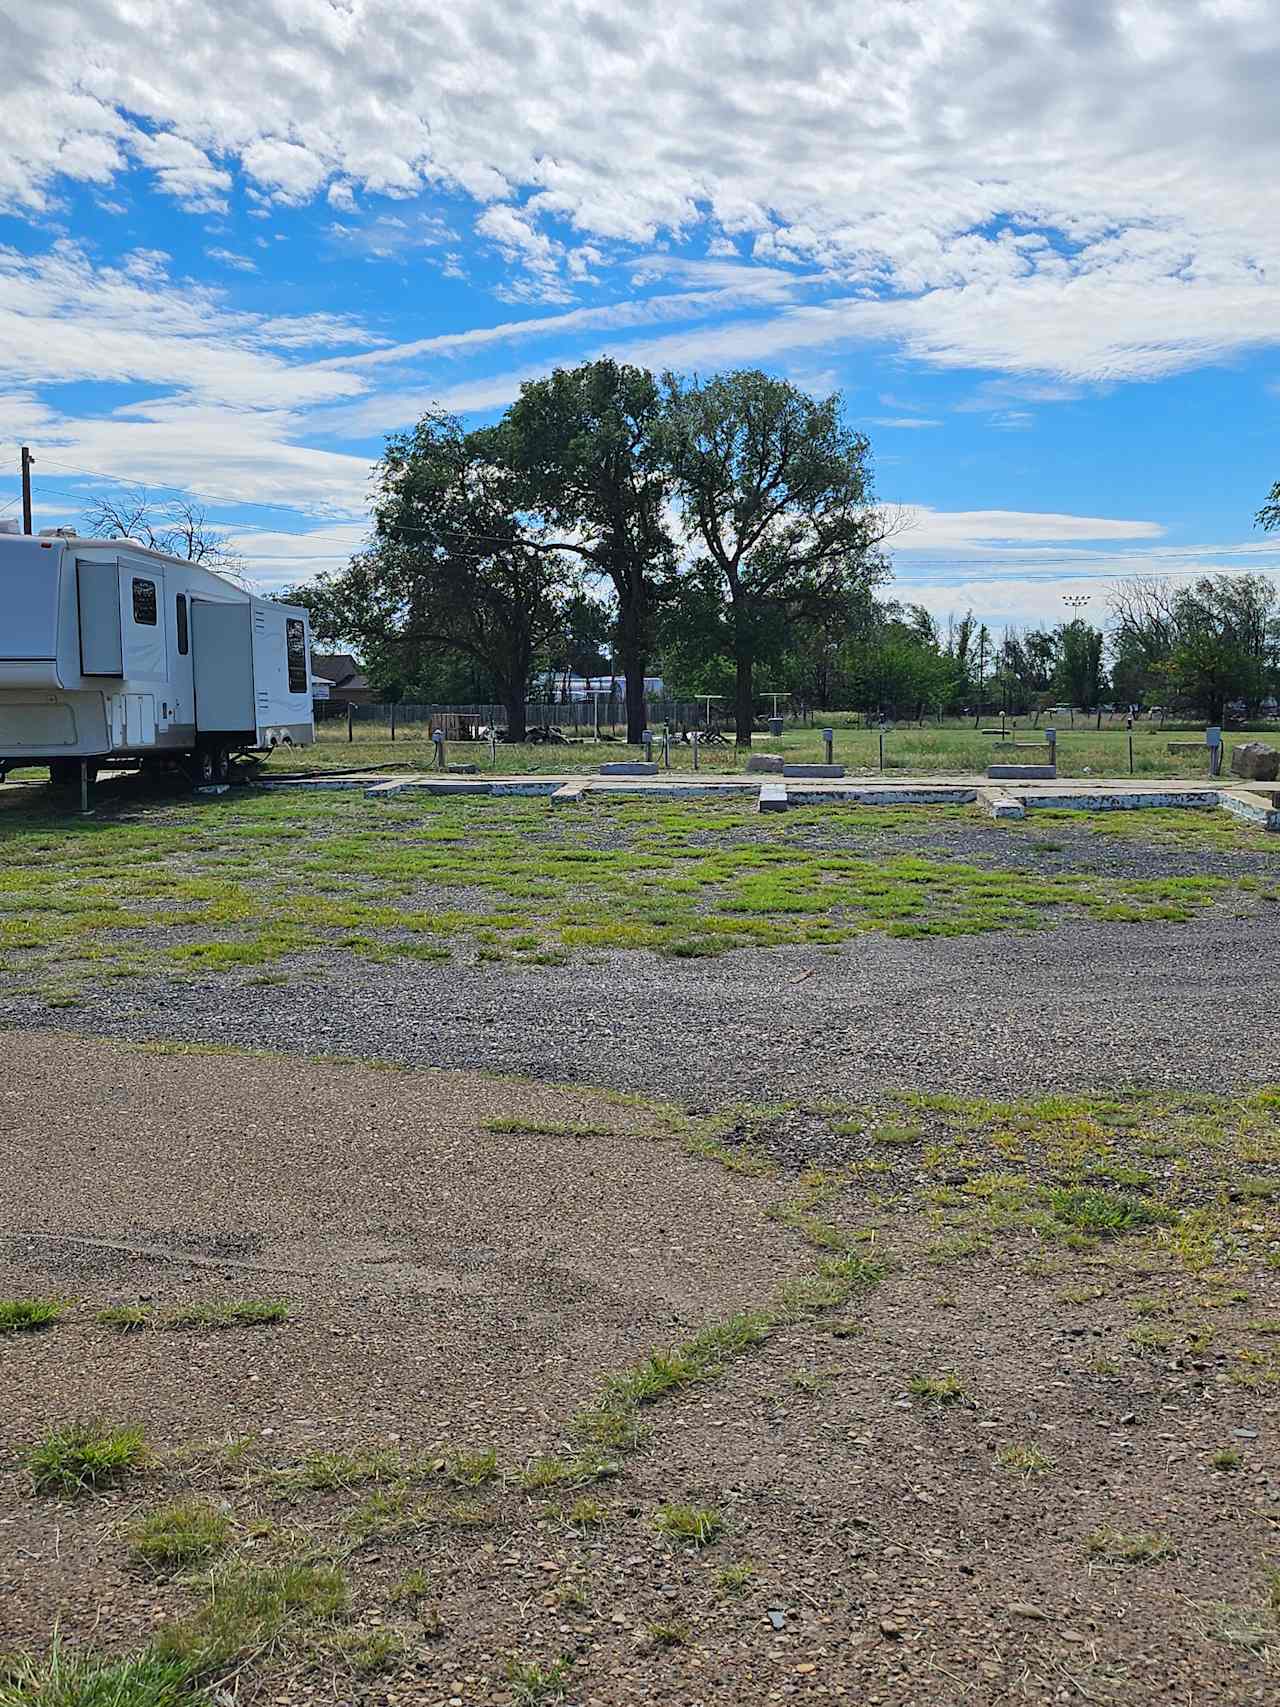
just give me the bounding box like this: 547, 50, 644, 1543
0, 534, 314, 784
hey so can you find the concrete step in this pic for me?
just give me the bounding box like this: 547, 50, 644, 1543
758, 781, 788, 813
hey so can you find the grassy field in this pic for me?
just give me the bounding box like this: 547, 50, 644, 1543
277, 717, 1277, 779
0, 787, 1274, 1003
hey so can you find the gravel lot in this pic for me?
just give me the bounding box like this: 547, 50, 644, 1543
3, 909, 1276, 1102
2, 1032, 1277, 1705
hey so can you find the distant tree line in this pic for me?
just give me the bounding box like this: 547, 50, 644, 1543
285, 367, 1280, 737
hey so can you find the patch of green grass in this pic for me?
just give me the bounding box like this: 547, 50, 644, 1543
0, 1298, 64, 1333
995, 1442, 1054, 1475
716, 1561, 757, 1594
505, 1654, 573, 1705
516, 1453, 615, 1492
909, 1372, 965, 1405
27, 1420, 147, 1495
447, 1446, 498, 1487
127, 1500, 233, 1568
561, 1495, 609, 1529
332, 1627, 409, 1676
151, 1561, 348, 1672
165, 1299, 289, 1330
1049, 1187, 1173, 1236
96, 1305, 153, 1332
653, 1503, 723, 1546
0, 1640, 201, 1707
1211, 1447, 1244, 1472
644, 1622, 689, 1648
269, 1446, 407, 1495
1086, 1527, 1176, 1565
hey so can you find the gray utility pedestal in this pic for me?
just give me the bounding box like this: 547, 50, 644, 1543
783, 763, 846, 778
758, 781, 788, 812
600, 762, 659, 777
987, 764, 1057, 781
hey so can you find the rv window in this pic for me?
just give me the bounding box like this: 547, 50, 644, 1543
176, 594, 189, 655
286, 617, 308, 693
132, 578, 158, 626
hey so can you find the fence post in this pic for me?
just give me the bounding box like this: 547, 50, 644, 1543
347, 703, 353, 743
878, 728, 885, 772
691, 731, 700, 771
1046, 728, 1057, 771
1128, 732, 1134, 774
390, 703, 396, 742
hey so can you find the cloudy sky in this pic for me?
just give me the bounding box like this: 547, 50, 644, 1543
3, 0, 1279, 629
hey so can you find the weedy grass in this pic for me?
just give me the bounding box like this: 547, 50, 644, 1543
165, 1300, 289, 1330
653, 1503, 723, 1546
1086, 1527, 1176, 1566
995, 1442, 1055, 1474
151, 1560, 348, 1672
0, 1640, 202, 1707
0, 1298, 64, 1333
0, 782, 1250, 993
505, 1654, 573, 1705
127, 1501, 233, 1568
27, 1420, 147, 1495
96, 1305, 153, 1332
909, 1372, 966, 1405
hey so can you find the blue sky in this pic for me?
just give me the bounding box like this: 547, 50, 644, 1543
3, 0, 1279, 632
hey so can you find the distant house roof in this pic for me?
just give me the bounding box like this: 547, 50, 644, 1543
311, 652, 370, 695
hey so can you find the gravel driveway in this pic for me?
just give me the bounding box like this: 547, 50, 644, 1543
4, 910, 1276, 1103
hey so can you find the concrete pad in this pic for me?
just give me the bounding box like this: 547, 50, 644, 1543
1220, 789, 1280, 832
551, 782, 585, 806
782, 763, 846, 778
978, 788, 1025, 820
600, 762, 658, 777
1020, 786, 1219, 812
745, 754, 785, 775
758, 780, 788, 813
364, 779, 411, 797
987, 764, 1056, 781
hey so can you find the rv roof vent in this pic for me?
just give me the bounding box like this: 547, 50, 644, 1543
38, 526, 78, 539
0, 519, 19, 535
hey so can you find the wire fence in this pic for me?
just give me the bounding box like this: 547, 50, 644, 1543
315, 698, 736, 737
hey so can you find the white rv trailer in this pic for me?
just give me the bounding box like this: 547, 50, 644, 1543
0, 530, 314, 785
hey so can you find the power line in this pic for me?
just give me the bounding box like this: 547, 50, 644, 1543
37, 457, 363, 524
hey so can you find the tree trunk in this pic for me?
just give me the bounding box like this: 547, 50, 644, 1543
733, 635, 754, 750
505, 685, 527, 742
615, 603, 648, 744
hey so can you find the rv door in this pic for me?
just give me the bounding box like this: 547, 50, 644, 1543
77, 558, 123, 675
0, 537, 62, 662
191, 600, 255, 734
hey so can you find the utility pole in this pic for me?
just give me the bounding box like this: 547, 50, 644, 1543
20, 446, 33, 534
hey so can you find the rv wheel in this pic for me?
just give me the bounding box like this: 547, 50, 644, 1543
191, 746, 217, 788
213, 745, 231, 784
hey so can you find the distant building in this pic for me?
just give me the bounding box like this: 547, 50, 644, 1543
310, 652, 373, 704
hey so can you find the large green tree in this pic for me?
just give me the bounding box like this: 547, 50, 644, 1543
661, 369, 888, 745
300, 411, 573, 740
502, 359, 675, 742
1165, 575, 1280, 721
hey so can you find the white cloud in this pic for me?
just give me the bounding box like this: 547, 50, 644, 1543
3, 1, 1279, 379
130, 131, 230, 212
893, 508, 1165, 551
206, 247, 257, 272
871, 417, 943, 429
